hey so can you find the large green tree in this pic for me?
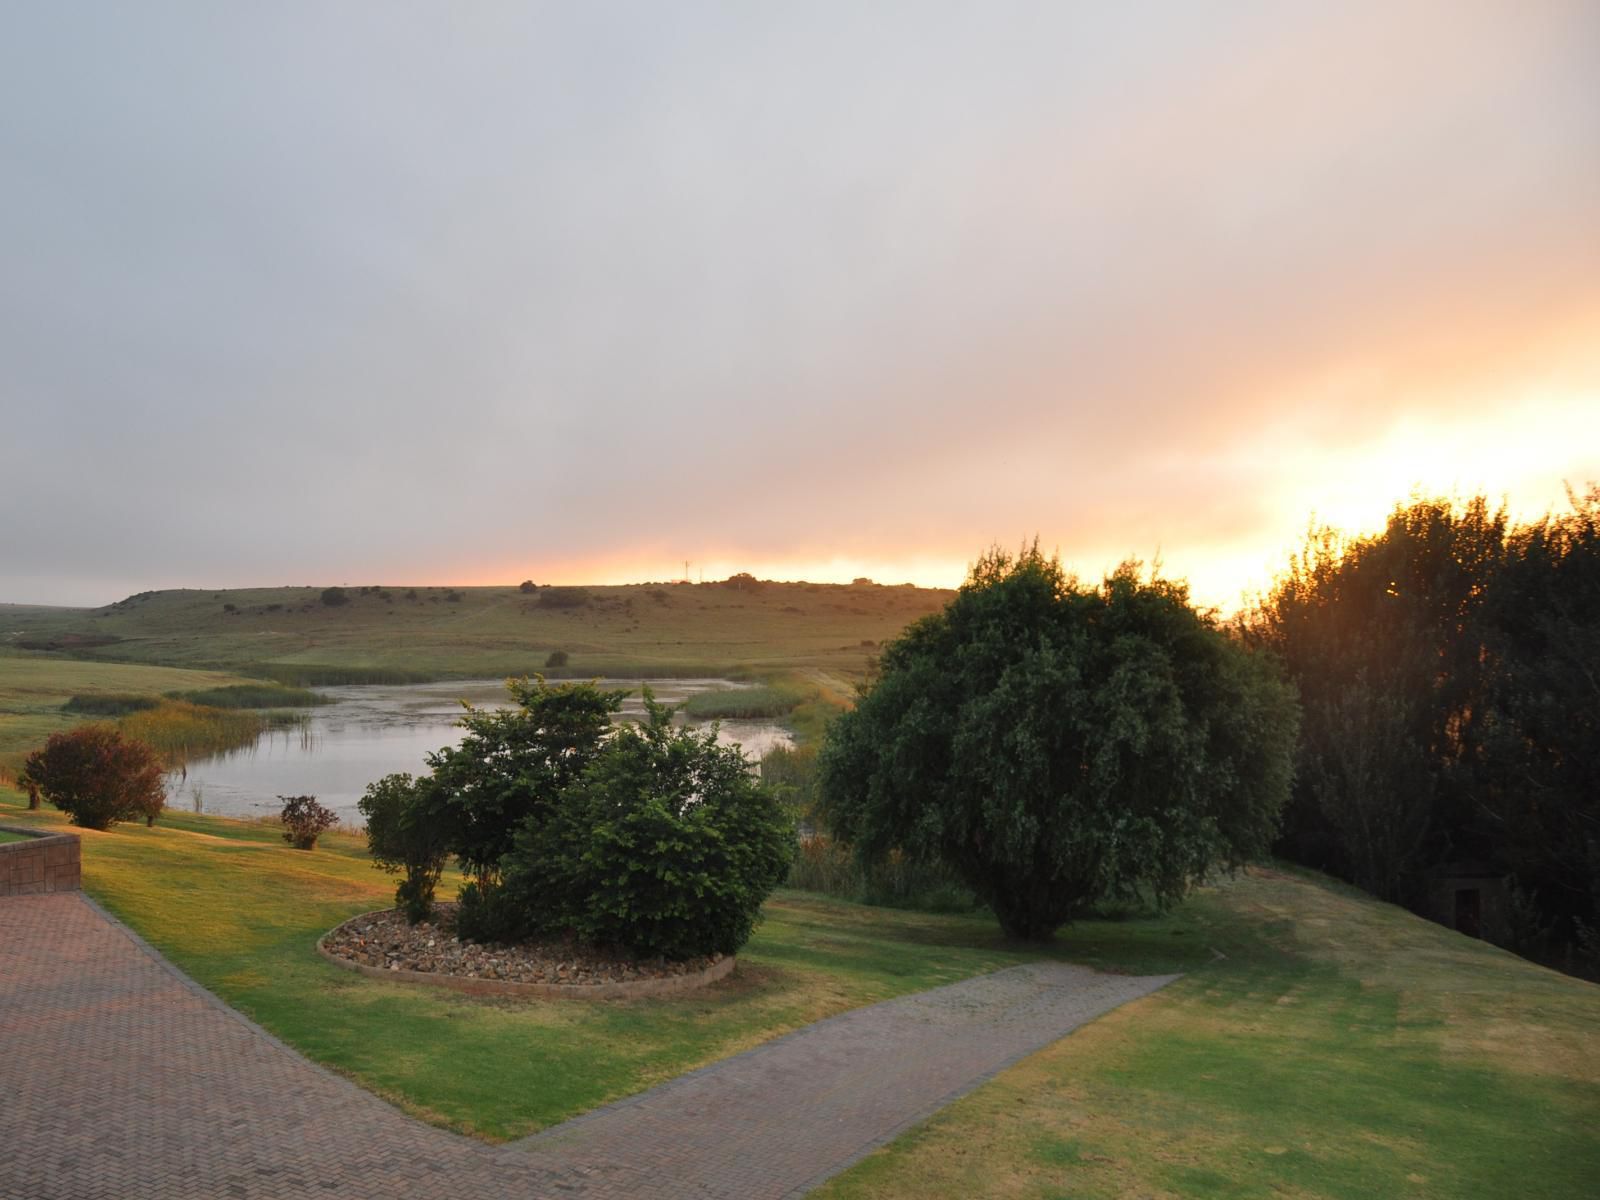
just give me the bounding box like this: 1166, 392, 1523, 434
818, 547, 1298, 941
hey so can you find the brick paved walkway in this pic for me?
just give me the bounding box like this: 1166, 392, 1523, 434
0, 892, 1177, 1199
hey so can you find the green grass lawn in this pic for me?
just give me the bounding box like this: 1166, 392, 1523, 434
0, 788, 1207, 1142
4, 787, 1594, 1195
0, 827, 34, 843
816, 866, 1600, 1200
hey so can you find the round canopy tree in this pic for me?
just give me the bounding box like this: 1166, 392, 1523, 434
818, 547, 1298, 940
20, 725, 167, 830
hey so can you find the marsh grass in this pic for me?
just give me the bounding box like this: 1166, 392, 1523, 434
683, 681, 811, 720
789, 835, 984, 914
62, 693, 161, 716
255, 664, 439, 687
167, 683, 330, 709
117, 700, 302, 769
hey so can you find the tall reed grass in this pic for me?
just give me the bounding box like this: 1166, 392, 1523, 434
117, 701, 301, 770
787, 834, 982, 914
62, 694, 161, 716
683, 682, 810, 720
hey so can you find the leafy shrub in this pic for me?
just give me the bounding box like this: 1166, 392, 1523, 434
21, 726, 166, 830
502, 695, 794, 959
723, 572, 764, 592
444, 589, 463, 603
278, 794, 337, 850
359, 774, 451, 923
520, 580, 536, 593
321, 587, 349, 607
426, 677, 625, 884
454, 880, 529, 944
545, 650, 569, 668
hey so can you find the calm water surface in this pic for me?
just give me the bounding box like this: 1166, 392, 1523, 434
167, 678, 792, 824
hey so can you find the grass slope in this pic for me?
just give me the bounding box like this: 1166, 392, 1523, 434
0, 580, 947, 682
816, 867, 1600, 1200
0, 790, 1206, 1142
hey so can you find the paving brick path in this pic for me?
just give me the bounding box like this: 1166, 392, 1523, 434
0, 892, 1176, 1199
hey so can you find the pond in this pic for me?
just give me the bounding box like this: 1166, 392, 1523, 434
164, 678, 793, 825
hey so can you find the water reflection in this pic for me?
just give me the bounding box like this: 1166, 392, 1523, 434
167, 678, 792, 824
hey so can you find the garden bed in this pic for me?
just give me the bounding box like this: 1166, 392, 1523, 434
317, 904, 735, 1000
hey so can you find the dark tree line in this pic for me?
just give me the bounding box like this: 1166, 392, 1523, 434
1246, 488, 1600, 972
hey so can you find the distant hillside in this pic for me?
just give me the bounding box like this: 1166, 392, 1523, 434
0, 580, 954, 682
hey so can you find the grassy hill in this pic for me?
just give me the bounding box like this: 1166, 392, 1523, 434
1, 579, 952, 681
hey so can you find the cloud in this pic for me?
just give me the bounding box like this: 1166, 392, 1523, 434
2, 2, 1597, 607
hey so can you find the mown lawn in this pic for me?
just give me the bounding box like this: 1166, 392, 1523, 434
0, 789, 1209, 1142
816, 866, 1600, 1200
6, 788, 1594, 1196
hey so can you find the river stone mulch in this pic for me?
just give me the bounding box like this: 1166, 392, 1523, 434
320, 903, 724, 986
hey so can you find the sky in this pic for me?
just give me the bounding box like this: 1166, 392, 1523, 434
3, 1, 1597, 611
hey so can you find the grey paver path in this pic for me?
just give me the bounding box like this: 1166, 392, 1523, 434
1, 892, 1177, 1200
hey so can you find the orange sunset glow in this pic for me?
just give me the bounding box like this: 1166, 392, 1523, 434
4, 2, 1596, 610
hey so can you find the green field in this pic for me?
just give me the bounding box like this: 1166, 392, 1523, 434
3, 788, 1593, 1195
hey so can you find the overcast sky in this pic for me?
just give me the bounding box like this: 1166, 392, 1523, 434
4, 1, 1597, 609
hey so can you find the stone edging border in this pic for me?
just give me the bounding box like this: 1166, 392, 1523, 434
316, 909, 736, 1000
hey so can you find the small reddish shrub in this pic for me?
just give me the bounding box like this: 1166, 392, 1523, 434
279, 794, 338, 850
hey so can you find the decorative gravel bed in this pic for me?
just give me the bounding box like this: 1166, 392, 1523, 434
320, 904, 725, 987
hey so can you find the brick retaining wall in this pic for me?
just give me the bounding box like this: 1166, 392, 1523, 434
0, 826, 81, 896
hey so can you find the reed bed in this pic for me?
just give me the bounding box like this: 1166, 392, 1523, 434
683, 682, 811, 720
787, 834, 982, 914
166, 683, 329, 709
118, 700, 301, 770
61, 693, 161, 716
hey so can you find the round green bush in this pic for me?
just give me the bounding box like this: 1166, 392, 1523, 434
501, 696, 795, 960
